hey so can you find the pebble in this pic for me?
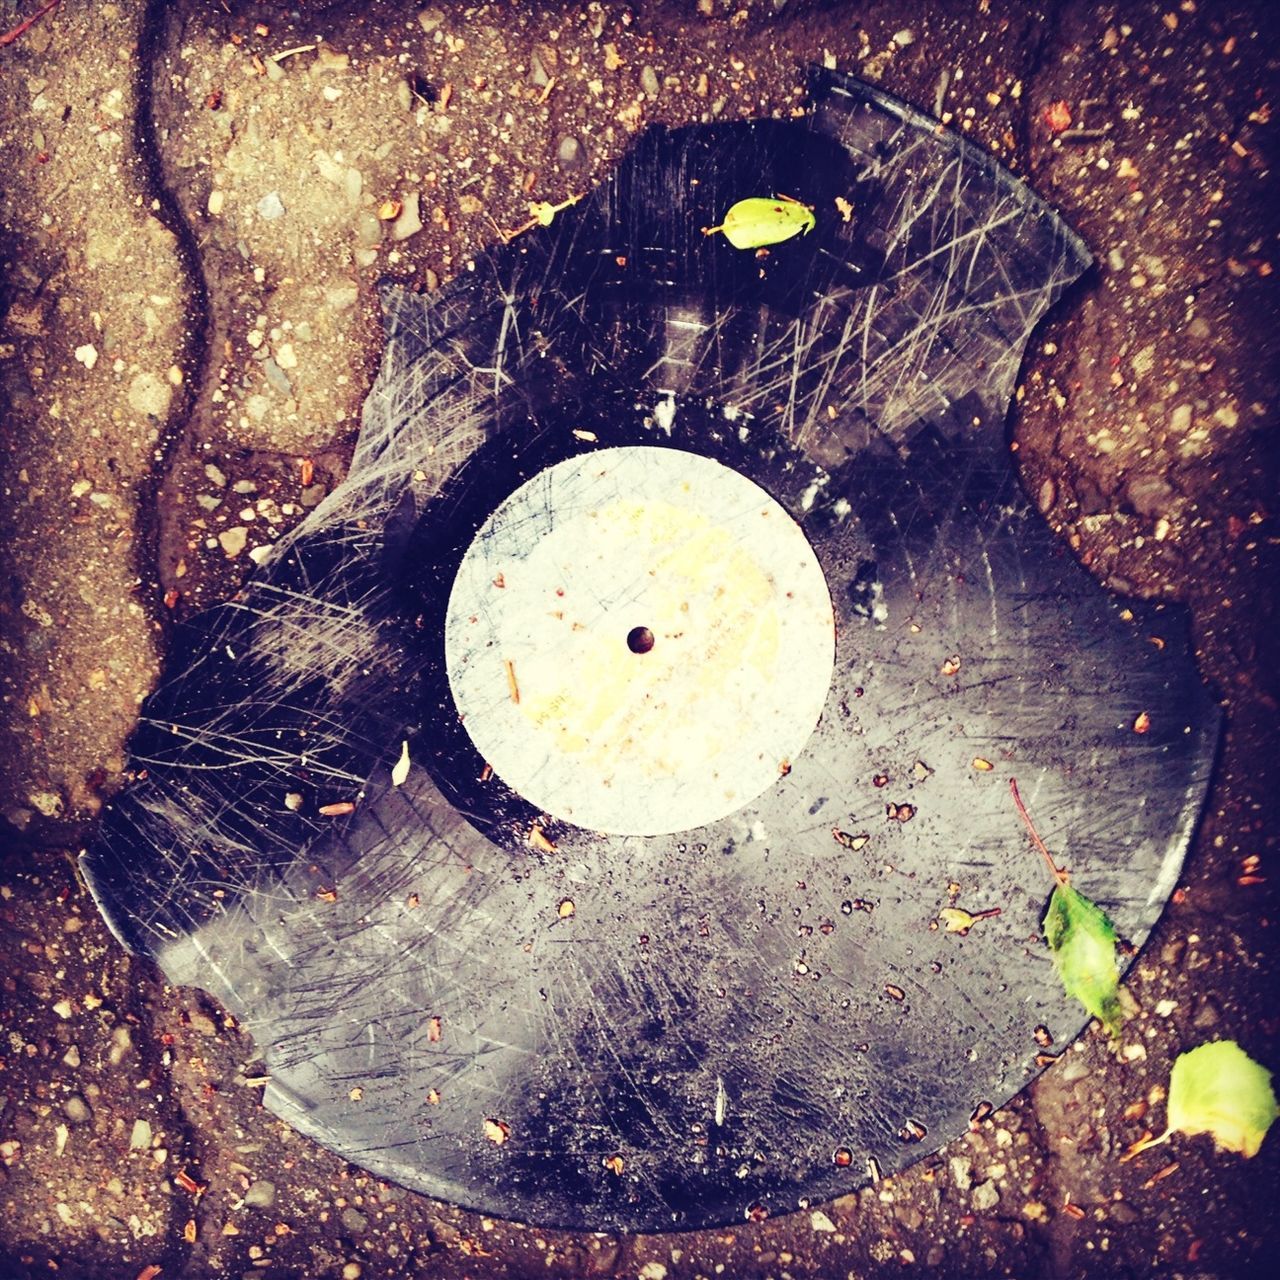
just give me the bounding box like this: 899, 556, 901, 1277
207, 189, 225, 216
392, 191, 423, 241
108, 1025, 133, 1065
130, 1118, 152, 1150
62, 1045, 81, 1068
949, 1154, 973, 1191
243, 1179, 277, 1209
557, 134, 585, 169
640, 65, 660, 98
810, 1209, 836, 1232
219, 526, 249, 558
341, 1206, 369, 1233
204, 463, 227, 488
63, 1094, 92, 1125
354, 209, 382, 248
196, 494, 223, 512
529, 51, 550, 88
128, 371, 173, 419
326, 284, 359, 311
74, 343, 99, 370
257, 191, 286, 221
342, 1266, 363, 1280
1127, 473, 1174, 517
1169, 403, 1193, 433
971, 1180, 1000, 1212
262, 358, 293, 397
300, 483, 327, 507
417, 8, 443, 32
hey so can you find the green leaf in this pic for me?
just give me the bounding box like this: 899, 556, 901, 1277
1163, 1041, 1279, 1158
1043, 882, 1124, 1035
704, 197, 815, 250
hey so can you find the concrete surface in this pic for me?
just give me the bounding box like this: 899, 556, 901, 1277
1, 0, 1277, 1276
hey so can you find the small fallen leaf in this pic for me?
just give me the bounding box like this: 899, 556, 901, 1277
318, 801, 355, 817
528, 824, 557, 853
1044, 881, 1124, 1035
1131, 1041, 1278, 1159
832, 828, 870, 851
834, 195, 854, 222
703, 196, 815, 250
529, 193, 582, 226
483, 1118, 510, 1145
391, 739, 411, 787
1011, 778, 1124, 1035
937, 905, 1001, 935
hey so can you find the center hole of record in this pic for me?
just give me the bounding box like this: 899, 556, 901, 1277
626, 625, 656, 655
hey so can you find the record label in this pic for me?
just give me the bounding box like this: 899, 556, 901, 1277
444, 446, 835, 835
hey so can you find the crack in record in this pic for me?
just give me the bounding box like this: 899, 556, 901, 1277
83, 73, 1220, 1231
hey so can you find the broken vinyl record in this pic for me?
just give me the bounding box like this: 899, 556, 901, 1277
84, 72, 1221, 1231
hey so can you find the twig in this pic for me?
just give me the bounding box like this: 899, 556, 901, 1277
0, 0, 61, 49
1009, 777, 1069, 885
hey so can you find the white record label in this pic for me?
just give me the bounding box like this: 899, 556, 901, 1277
444, 446, 835, 835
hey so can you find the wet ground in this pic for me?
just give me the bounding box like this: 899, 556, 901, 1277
1, 0, 1278, 1276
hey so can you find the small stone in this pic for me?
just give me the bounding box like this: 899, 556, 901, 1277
262, 358, 293, 397
392, 191, 423, 241
810, 1210, 836, 1232
129, 1118, 152, 1150
274, 342, 298, 370
243, 1179, 276, 1209
128, 371, 173, 418
1107, 247, 1126, 272
195, 494, 223, 512
1169, 403, 1193, 433
341, 1206, 369, 1233
1192, 997, 1221, 1029
109, 1025, 133, 1064
74, 343, 99, 370
1127, 473, 1174, 517
529, 52, 550, 88
640, 65, 660, 98
325, 284, 359, 311
1109, 1200, 1138, 1225
207, 189, 225, 216
342, 1265, 363, 1280
1057, 1052, 1089, 1083
52, 998, 73, 1019
189, 1011, 218, 1037
892, 28, 915, 46
417, 8, 444, 32
257, 191, 285, 221
971, 1180, 1000, 1212
204, 463, 227, 488
895, 1203, 924, 1230
557, 135, 585, 169
300, 482, 327, 507
949, 1155, 973, 1191
63, 1094, 92, 1125
62, 1045, 81, 1068
219, 527, 249, 558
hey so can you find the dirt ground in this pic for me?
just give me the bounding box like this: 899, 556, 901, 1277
1, 0, 1278, 1276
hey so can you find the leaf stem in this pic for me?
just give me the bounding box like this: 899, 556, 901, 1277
1009, 778, 1070, 885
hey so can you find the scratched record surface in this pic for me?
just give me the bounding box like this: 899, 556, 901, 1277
84, 72, 1221, 1231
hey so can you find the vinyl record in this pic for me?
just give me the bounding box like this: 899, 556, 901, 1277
83, 72, 1220, 1231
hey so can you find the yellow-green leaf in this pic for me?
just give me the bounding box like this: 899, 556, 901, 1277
1044, 881, 1124, 1035
1164, 1041, 1279, 1157
704, 197, 815, 250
